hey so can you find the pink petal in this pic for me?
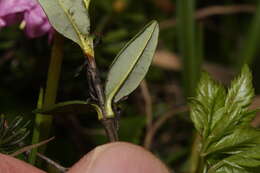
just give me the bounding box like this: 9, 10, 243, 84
0, 17, 6, 27
1, 13, 23, 26
0, 0, 53, 39
24, 4, 52, 38
0, 0, 36, 16
47, 28, 55, 43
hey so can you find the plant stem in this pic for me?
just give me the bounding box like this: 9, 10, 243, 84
29, 89, 44, 164
84, 53, 118, 142
190, 133, 202, 173
101, 119, 118, 142
41, 33, 64, 149
30, 33, 64, 165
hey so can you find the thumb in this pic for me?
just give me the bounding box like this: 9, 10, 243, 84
0, 153, 45, 173
68, 142, 170, 173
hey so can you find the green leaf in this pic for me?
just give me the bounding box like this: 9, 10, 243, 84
191, 65, 260, 173
224, 146, 260, 167
189, 98, 207, 135
104, 20, 159, 117
33, 100, 104, 119
214, 165, 250, 173
241, 109, 260, 125
38, 0, 93, 54
33, 100, 91, 115
210, 66, 254, 140
203, 128, 260, 156
209, 146, 260, 173
189, 72, 226, 137
225, 66, 254, 113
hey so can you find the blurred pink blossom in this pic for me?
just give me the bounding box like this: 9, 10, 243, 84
0, 18, 5, 27
0, 0, 53, 39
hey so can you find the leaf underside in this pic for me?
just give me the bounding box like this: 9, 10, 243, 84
38, 0, 90, 48
105, 20, 159, 104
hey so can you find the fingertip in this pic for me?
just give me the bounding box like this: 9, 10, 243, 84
68, 142, 170, 173
0, 153, 45, 173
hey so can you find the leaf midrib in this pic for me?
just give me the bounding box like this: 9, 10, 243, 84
57, 0, 85, 47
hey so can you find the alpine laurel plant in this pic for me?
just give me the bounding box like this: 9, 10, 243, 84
36, 0, 159, 141
190, 65, 260, 173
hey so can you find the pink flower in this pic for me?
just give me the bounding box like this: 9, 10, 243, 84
0, 0, 53, 39
0, 18, 5, 27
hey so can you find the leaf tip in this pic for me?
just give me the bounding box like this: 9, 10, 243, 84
151, 20, 159, 30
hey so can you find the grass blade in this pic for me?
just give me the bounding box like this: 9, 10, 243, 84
177, 0, 201, 97
237, 1, 260, 68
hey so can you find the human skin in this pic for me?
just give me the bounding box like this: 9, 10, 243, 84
0, 142, 170, 173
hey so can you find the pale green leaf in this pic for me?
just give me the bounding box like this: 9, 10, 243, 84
104, 20, 159, 117
38, 0, 93, 53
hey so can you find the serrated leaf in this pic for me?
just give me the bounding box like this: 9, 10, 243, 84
210, 146, 260, 173
241, 109, 260, 125
225, 65, 254, 114
203, 128, 260, 156
189, 98, 207, 134
210, 66, 255, 141
33, 100, 91, 115
104, 20, 159, 117
190, 65, 260, 173
224, 147, 260, 168
38, 0, 93, 54
190, 72, 226, 137
215, 165, 250, 173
